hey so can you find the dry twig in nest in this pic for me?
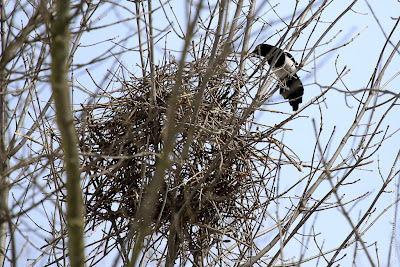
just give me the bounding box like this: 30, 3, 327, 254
76, 55, 287, 262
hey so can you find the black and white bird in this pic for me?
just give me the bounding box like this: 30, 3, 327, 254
251, 44, 304, 111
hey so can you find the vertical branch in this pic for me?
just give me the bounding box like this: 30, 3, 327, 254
146, 0, 161, 155
225, 0, 244, 46
50, 0, 85, 266
239, 0, 255, 74
222, 0, 231, 38
147, 0, 156, 105
0, 0, 9, 265
135, 1, 146, 77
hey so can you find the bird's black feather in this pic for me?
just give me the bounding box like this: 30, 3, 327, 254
251, 44, 304, 111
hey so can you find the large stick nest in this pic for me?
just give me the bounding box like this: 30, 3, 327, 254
76, 54, 275, 257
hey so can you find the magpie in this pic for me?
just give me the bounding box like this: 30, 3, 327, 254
251, 43, 304, 111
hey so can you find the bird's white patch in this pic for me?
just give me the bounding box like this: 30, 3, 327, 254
272, 52, 297, 79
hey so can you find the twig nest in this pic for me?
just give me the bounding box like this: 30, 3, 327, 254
77, 57, 273, 255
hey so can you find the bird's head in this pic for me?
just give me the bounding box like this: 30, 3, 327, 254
251, 44, 275, 57
251, 43, 287, 67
